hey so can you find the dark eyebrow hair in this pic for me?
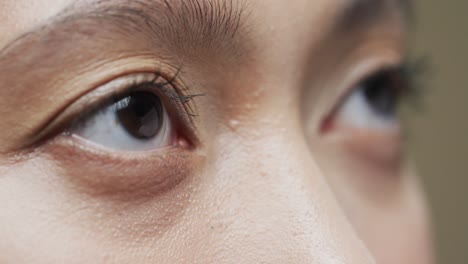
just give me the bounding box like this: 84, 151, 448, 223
0, 0, 249, 60
336, 0, 412, 33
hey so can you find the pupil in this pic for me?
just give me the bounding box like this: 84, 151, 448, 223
362, 70, 400, 118
115, 92, 164, 139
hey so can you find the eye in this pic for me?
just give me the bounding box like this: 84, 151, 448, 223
72, 91, 174, 151
327, 67, 406, 132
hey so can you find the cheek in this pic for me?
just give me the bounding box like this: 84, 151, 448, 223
356, 180, 434, 264
0, 155, 200, 263
312, 141, 433, 264
0, 161, 102, 263
304, 93, 433, 264
169, 131, 375, 263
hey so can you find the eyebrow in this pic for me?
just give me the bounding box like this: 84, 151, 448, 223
0, 0, 249, 61
0, 0, 410, 63
336, 0, 411, 33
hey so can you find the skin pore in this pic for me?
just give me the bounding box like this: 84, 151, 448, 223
0, 0, 433, 263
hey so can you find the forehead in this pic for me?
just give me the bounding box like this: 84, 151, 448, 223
0, 0, 72, 48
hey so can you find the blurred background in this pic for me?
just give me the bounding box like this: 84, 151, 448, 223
410, 1, 468, 263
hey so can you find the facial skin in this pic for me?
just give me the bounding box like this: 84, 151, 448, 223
0, 0, 433, 263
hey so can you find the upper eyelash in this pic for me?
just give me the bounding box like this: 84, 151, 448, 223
71, 71, 205, 131
148, 71, 206, 117
363, 57, 429, 105
399, 56, 430, 109
135, 68, 207, 120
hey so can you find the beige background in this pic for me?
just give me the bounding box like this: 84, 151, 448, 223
411, 1, 468, 263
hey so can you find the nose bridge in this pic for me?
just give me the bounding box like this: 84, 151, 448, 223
216, 130, 375, 263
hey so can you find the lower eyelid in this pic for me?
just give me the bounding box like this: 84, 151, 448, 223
326, 124, 404, 168
40, 133, 198, 200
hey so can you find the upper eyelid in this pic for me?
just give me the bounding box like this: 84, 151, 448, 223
71, 74, 171, 125
339, 62, 411, 108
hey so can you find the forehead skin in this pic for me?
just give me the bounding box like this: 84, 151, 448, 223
0, 0, 71, 48
0, 0, 408, 53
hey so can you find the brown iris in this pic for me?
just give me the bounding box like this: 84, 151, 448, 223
114, 92, 164, 139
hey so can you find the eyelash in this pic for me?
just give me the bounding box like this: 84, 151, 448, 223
318, 56, 429, 134
353, 56, 428, 110
68, 71, 205, 141
397, 56, 429, 109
